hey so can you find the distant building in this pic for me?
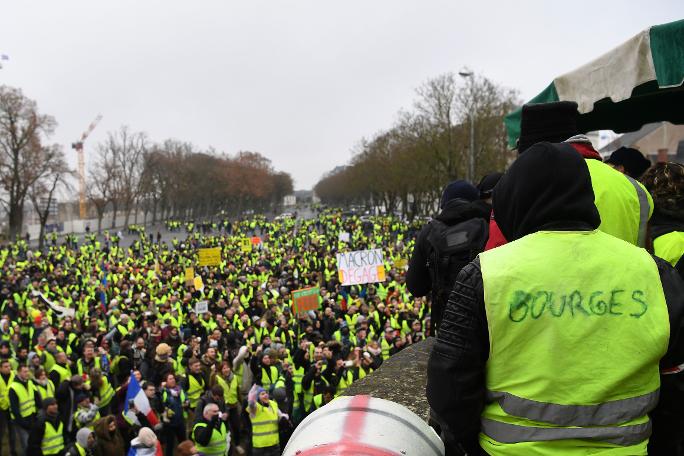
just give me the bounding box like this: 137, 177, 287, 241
599, 122, 684, 164
283, 194, 296, 206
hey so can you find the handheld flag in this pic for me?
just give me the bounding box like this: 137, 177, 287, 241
124, 373, 159, 427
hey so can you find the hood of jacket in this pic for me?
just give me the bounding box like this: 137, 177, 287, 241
493, 142, 600, 241
435, 198, 491, 226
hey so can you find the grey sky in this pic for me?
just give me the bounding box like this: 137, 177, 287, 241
0, 1, 681, 190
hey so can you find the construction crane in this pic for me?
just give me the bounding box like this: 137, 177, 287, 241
72, 114, 103, 219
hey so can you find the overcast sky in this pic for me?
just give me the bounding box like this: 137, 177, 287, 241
0, 1, 681, 190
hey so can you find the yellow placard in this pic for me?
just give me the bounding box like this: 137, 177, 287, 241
198, 247, 221, 266
394, 258, 408, 270
193, 275, 204, 291
240, 238, 252, 252
184, 267, 194, 286
377, 265, 386, 282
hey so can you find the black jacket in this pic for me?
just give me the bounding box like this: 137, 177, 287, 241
406, 199, 489, 334
426, 143, 684, 455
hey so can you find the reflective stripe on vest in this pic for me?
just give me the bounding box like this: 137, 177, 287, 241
252, 400, 279, 448
193, 421, 228, 456
625, 175, 650, 247
479, 230, 668, 453
481, 418, 651, 447
41, 420, 65, 455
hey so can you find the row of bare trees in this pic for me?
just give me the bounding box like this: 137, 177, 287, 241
314, 72, 519, 217
0, 86, 71, 244
0, 84, 294, 243
86, 130, 294, 233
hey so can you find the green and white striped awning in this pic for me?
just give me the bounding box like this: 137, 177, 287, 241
505, 19, 684, 148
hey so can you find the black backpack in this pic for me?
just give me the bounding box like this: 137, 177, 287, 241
426, 217, 489, 332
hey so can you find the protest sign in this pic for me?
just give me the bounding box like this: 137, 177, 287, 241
195, 300, 209, 314
336, 249, 386, 286
198, 247, 221, 266
394, 258, 408, 270
292, 287, 320, 314
193, 276, 204, 291
240, 238, 252, 252
184, 267, 195, 286
338, 232, 350, 243
32, 290, 76, 319
251, 236, 262, 245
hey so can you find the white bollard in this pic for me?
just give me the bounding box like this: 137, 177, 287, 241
283, 395, 445, 456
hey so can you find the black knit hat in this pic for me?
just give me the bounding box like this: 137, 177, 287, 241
605, 147, 652, 179
518, 101, 579, 154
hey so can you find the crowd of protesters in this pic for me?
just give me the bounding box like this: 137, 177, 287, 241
0, 209, 429, 456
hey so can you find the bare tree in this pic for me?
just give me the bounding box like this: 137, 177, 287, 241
29, 150, 72, 248
95, 126, 147, 228
0, 86, 59, 239
86, 149, 117, 234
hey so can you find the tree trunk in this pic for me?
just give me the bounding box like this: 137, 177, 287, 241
111, 202, 118, 229
38, 220, 46, 250
8, 203, 24, 240
97, 212, 103, 234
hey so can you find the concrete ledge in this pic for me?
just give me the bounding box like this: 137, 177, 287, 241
342, 337, 434, 421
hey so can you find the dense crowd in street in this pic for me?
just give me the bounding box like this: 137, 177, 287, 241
0, 209, 429, 456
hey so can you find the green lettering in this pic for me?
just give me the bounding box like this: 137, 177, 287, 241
588, 291, 607, 315
509, 290, 530, 322
630, 290, 648, 318
548, 292, 566, 317
609, 289, 624, 316
530, 291, 548, 319
569, 290, 589, 316
564, 294, 574, 317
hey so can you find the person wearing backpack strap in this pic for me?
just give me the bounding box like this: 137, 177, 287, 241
407, 180, 490, 336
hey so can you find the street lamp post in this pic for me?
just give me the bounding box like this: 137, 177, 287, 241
459, 70, 475, 183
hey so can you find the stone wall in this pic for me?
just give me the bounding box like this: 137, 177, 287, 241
342, 337, 434, 422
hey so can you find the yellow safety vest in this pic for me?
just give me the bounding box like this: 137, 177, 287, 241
9, 379, 36, 419
187, 374, 205, 408
251, 400, 279, 448
478, 230, 669, 455
380, 338, 391, 360
50, 363, 71, 385
216, 375, 238, 407
98, 377, 115, 408
41, 420, 65, 455
653, 231, 684, 268
259, 365, 279, 389
35, 379, 55, 401
0, 372, 14, 410
586, 159, 653, 247
193, 421, 228, 456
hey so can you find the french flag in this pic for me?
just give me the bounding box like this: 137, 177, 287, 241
124, 373, 159, 427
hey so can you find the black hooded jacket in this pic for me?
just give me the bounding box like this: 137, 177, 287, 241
406, 198, 490, 330
426, 143, 684, 455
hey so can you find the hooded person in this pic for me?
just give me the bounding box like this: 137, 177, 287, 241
426, 142, 684, 455
406, 180, 490, 335
129, 426, 163, 456
94, 414, 126, 456
487, 101, 653, 250
64, 428, 96, 456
